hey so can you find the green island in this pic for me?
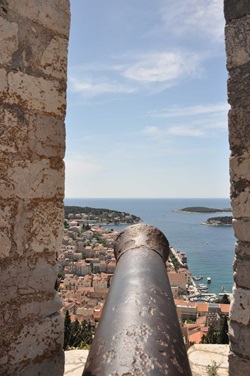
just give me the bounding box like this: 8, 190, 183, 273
201, 216, 233, 226
64, 205, 142, 225
174, 206, 232, 214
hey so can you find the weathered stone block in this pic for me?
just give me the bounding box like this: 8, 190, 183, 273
7, 0, 70, 36
229, 353, 250, 376
227, 61, 250, 107
235, 241, 250, 257
229, 320, 250, 358
40, 35, 69, 80
0, 312, 64, 375
225, 16, 250, 70
230, 151, 250, 179
20, 293, 63, 320
6, 199, 64, 256
0, 255, 57, 290
26, 199, 64, 254
230, 286, 250, 324
230, 152, 250, 218
0, 230, 12, 258
233, 218, 250, 242
0, 17, 18, 65
231, 188, 250, 218
224, 0, 250, 22
7, 71, 66, 118
0, 68, 8, 93
0, 106, 28, 154
0, 199, 17, 228
29, 112, 65, 158
0, 158, 64, 199
228, 108, 250, 154
233, 256, 250, 288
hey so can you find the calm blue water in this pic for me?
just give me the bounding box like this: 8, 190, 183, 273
64, 198, 235, 295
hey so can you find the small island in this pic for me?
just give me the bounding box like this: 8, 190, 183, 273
64, 205, 142, 225
201, 216, 233, 226
174, 206, 232, 214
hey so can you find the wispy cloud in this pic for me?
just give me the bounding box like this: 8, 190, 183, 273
143, 102, 229, 138
123, 51, 201, 83
68, 49, 202, 97
69, 76, 136, 97
150, 103, 229, 118
144, 125, 204, 138
158, 0, 225, 42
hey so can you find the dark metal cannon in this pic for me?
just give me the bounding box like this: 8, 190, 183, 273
83, 224, 192, 375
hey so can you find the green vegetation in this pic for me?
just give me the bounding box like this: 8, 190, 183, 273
169, 249, 186, 270
207, 361, 220, 376
204, 216, 232, 226
176, 207, 232, 213
216, 294, 230, 304
64, 205, 141, 224
64, 310, 95, 350
200, 318, 229, 345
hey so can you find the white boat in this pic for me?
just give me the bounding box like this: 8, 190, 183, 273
198, 284, 208, 289
193, 276, 203, 281
207, 277, 211, 283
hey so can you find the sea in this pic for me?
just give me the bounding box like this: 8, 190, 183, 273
64, 198, 235, 295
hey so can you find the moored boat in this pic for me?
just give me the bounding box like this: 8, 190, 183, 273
207, 277, 211, 283
193, 275, 203, 281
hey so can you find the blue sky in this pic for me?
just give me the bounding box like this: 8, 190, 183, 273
65, 0, 230, 198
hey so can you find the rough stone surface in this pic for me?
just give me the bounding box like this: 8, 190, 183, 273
233, 255, 250, 289
232, 218, 250, 242
7, 71, 67, 117
225, 16, 250, 69
0, 17, 18, 64
188, 344, 229, 376
6, 0, 70, 36
228, 108, 250, 155
224, 0, 250, 22
0, 1, 69, 374
235, 241, 250, 257
64, 350, 89, 376
230, 286, 250, 324
229, 321, 250, 358
0, 158, 64, 199
225, 1, 250, 375
229, 353, 250, 376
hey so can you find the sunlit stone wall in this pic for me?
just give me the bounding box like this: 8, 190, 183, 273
0, 1, 70, 375
224, 1, 250, 374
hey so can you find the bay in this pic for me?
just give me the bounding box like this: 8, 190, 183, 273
64, 198, 235, 295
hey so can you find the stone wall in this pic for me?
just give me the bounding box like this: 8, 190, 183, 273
0, 1, 70, 375
224, 1, 250, 374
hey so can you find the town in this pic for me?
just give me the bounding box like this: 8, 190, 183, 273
58, 207, 230, 350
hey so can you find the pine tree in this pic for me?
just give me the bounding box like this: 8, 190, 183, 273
220, 316, 229, 344
64, 310, 72, 350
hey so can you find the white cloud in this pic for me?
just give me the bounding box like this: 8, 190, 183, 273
68, 50, 202, 97
160, 0, 224, 42
143, 125, 204, 138
143, 103, 229, 138
150, 103, 229, 118
123, 51, 201, 83
69, 76, 136, 97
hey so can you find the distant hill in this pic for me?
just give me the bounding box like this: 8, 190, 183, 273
202, 216, 233, 226
174, 206, 232, 214
64, 205, 141, 224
